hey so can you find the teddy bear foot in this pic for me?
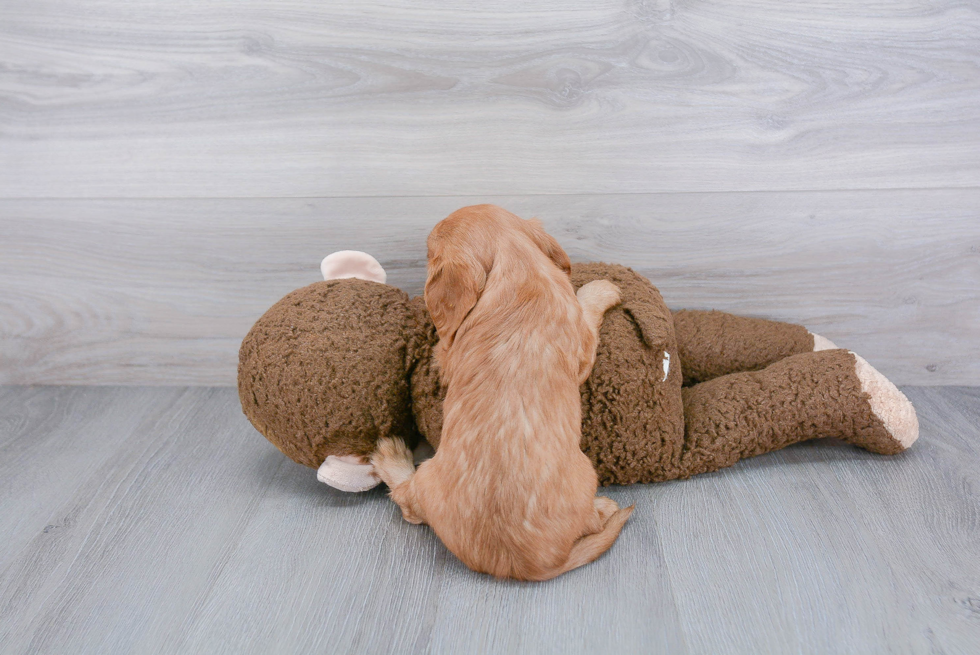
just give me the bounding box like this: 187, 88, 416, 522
806, 336, 916, 451
810, 332, 839, 351
852, 353, 919, 452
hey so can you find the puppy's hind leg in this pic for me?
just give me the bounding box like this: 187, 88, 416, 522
371, 437, 426, 524
530, 500, 634, 581
593, 496, 621, 525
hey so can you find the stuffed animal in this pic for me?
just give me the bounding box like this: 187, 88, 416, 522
238, 250, 918, 492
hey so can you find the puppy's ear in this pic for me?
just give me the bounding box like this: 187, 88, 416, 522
424, 254, 487, 348
524, 218, 571, 276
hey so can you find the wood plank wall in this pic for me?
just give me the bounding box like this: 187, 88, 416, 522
2, 0, 978, 385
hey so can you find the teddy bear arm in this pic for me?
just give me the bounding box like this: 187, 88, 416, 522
674, 349, 917, 480
672, 309, 822, 386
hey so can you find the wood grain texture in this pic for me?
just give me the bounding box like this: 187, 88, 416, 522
0, 386, 185, 572
1, 0, 979, 197
656, 386, 980, 653
2, 190, 978, 386
0, 385, 977, 653
0, 387, 285, 653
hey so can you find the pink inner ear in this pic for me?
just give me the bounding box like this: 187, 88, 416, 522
320, 251, 387, 284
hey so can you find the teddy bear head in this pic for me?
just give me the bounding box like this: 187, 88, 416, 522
237, 252, 437, 492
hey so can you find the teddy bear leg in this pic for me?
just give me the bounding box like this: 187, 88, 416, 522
676, 349, 918, 479
672, 309, 835, 385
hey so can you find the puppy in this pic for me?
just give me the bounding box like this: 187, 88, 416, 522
371, 204, 632, 581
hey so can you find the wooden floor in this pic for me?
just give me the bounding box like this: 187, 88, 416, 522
1, 384, 977, 654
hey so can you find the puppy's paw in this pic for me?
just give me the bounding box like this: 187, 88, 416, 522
371, 437, 416, 488
594, 496, 621, 524
577, 279, 621, 314
373, 436, 413, 464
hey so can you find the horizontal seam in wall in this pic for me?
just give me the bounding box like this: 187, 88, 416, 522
2, 185, 980, 202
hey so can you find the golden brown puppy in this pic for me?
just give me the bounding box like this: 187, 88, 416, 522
371, 204, 632, 581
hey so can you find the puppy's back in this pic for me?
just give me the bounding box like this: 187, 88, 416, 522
420, 208, 621, 579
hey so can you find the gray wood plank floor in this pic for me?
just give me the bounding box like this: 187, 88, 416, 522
1, 385, 977, 654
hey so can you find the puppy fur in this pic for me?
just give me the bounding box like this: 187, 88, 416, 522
371, 204, 632, 581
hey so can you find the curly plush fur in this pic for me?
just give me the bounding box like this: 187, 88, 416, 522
239, 265, 917, 486
238, 279, 422, 467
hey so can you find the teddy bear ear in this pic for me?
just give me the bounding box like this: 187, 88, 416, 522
320, 251, 387, 284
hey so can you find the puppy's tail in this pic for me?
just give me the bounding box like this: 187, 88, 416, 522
531, 505, 634, 582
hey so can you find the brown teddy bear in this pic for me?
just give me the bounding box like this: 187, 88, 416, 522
238, 250, 918, 492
